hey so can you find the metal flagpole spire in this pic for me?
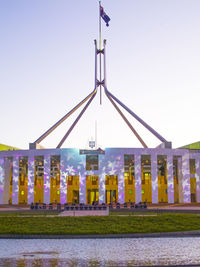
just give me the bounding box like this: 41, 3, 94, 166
99, 1, 102, 105
30, 2, 170, 149
99, 1, 102, 50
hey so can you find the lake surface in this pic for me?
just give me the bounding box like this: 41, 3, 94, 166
1, 237, 200, 266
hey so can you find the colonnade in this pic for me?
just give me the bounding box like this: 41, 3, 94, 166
0, 148, 199, 205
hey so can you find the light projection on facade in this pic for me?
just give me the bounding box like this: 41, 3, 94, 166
0, 147, 198, 205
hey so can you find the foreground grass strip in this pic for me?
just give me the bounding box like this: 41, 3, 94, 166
0, 214, 200, 235
0, 212, 59, 217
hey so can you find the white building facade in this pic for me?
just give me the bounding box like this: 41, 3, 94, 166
0, 147, 199, 205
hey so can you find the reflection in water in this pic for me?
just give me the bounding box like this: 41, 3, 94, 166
1, 238, 200, 266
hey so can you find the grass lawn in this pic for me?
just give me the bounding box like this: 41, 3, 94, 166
0, 212, 59, 217
0, 213, 200, 235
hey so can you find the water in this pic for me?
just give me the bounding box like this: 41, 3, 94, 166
0, 237, 200, 266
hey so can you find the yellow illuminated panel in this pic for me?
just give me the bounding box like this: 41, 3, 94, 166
105, 175, 118, 204
190, 177, 196, 202
86, 175, 99, 204
67, 175, 79, 204
190, 159, 196, 203
50, 156, 60, 204
157, 156, 168, 203
124, 173, 135, 203
18, 157, 28, 204
34, 156, 44, 204
141, 155, 152, 203
124, 154, 135, 203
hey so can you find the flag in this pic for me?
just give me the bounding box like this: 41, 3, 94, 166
100, 6, 110, 27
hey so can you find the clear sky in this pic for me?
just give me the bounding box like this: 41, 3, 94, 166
0, 0, 200, 150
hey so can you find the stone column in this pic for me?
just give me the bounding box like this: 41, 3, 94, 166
178, 157, 183, 203
0, 158, 4, 204
118, 172, 125, 204
182, 154, 190, 203
79, 174, 86, 204
167, 155, 174, 203
12, 157, 19, 205
151, 153, 158, 204
44, 154, 51, 204
3, 158, 10, 204
135, 154, 141, 203
99, 174, 105, 204
195, 158, 200, 202
60, 153, 67, 204
28, 155, 35, 204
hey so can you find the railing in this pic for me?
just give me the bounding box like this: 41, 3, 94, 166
30, 202, 147, 211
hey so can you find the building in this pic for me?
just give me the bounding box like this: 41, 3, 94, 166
0, 144, 199, 205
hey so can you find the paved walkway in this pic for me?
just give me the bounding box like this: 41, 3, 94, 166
58, 209, 109, 216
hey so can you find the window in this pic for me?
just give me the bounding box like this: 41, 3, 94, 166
124, 154, 134, 175
68, 176, 73, 186
86, 155, 98, 171
91, 176, 98, 185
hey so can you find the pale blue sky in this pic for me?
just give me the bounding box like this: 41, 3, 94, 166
0, 0, 200, 149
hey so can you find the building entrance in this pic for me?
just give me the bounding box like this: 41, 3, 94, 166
50, 156, 60, 204
105, 175, 118, 204
86, 175, 99, 204
106, 190, 117, 204
87, 189, 99, 204
141, 155, 152, 203
124, 154, 135, 203
67, 175, 79, 204
18, 157, 28, 204
34, 156, 44, 204
157, 155, 168, 203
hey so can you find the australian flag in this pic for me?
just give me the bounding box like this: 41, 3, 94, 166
100, 6, 110, 27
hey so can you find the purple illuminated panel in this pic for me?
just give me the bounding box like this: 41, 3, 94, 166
177, 157, 183, 203
99, 155, 105, 204
182, 154, 190, 203
135, 154, 141, 203
60, 149, 85, 204
151, 154, 158, 204
12, 157, 19, 205
118, 156, 124, 204
118, 176, 124, 203
60, 152, 67, 204
195, 159, 200, 202
28, 156, 34, 204
167, 155, 174, 203
0, 146, 199, 205
0, 158, 5, 204
79, 174, 86, 203
99, 174, 105, 204
44, 155, 50, 204
103, 149, 124, 204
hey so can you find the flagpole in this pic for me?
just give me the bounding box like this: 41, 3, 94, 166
99, 1, 102, 105
99, 1, 102, 50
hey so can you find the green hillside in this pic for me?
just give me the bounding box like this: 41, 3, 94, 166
179, 141, 200, 150
0, 143, 20, 151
